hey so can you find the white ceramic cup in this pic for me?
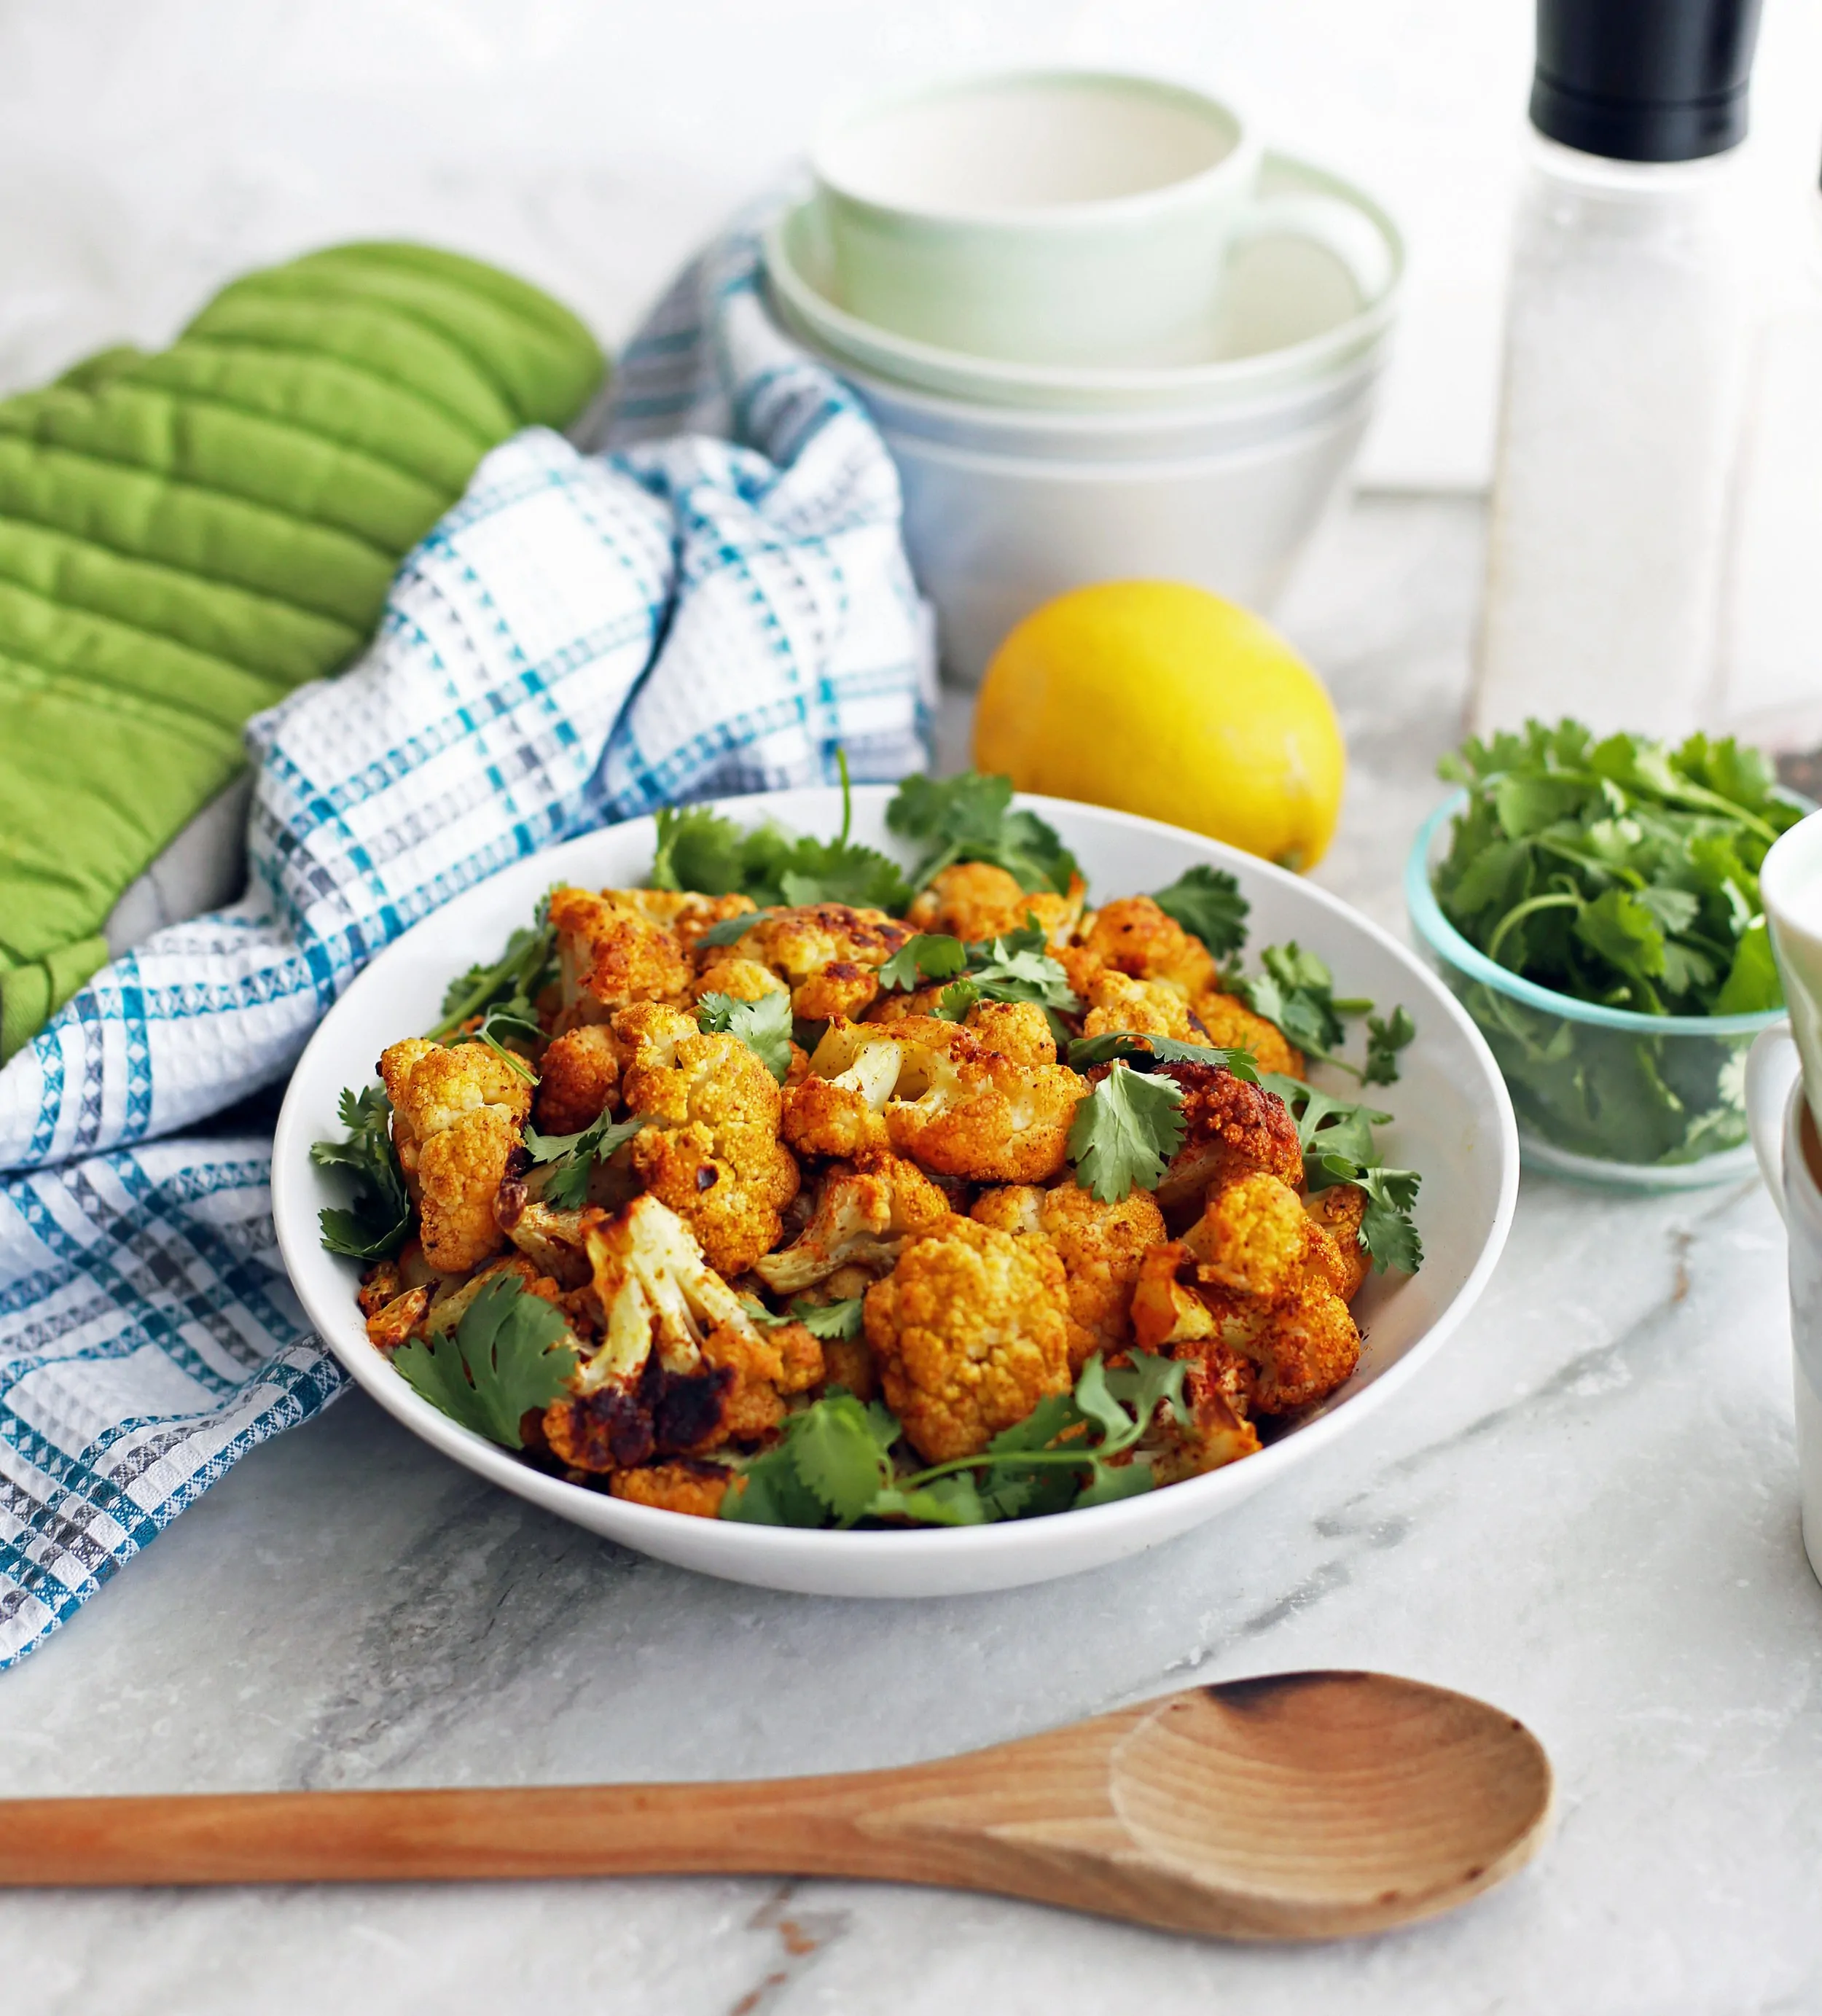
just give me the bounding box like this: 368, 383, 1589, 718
810, 69, 1369, 368
1744, 1028, 1822, 1589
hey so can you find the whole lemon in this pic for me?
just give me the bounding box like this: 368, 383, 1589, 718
973, 581, 1345, 871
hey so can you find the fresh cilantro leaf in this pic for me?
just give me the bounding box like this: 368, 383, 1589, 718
524, 1111, 647, 1209
1066, 1032, 1260, 1081
447, 998, 541, 1082
1068, 1061, 1186, 1203
790, 1391, 896, 1523
1715, 919, 1782, 1014
310, 1086, 412, 1260
791, 1297, 865, 1342
1151, 864, 1249, 958
391, 1273, 576, 1448
1102, 1351, 1190, 1437
697, 989, 794, 1083
645, 754, 914, 914
1361, 1005, 1415, 1087
1073, 1453, 1160, 1508
868, 1474, 990, 1525
1261, 1073, 1421, 1273
720, 1441, 827, 1525
649, 804, 747, 894
963, 924, 1079, 1011
886, 771, 1080, 893
878, 934, 969, 992
1242, 941, 1349, 1055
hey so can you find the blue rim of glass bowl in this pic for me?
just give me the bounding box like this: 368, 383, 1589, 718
1404, 792, 1786, 1039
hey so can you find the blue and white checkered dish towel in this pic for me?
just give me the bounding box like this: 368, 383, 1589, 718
0, 214, 935, 1667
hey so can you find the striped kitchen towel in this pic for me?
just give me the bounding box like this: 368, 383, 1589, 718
0, 210, 934, 1667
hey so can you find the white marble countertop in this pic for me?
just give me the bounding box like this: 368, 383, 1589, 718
4, 495, 1819, 2015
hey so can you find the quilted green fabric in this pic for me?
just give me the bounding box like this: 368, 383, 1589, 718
0, 241, 605, 1059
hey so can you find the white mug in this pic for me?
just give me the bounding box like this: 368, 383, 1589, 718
811, 69, 1375, 369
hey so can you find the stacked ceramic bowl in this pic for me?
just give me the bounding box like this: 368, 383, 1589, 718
763, 70, 1404, 684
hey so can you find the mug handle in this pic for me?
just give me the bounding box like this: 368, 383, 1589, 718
1746, 1020, 1800, 1219
1227, 192, 1395, 304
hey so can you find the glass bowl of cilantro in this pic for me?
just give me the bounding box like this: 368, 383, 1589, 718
1406, 720, 1804, 1186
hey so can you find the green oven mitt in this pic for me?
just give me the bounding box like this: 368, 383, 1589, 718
0, 241, 604, 1060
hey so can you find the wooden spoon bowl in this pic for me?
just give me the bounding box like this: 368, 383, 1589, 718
0, 1670, 1552, 1939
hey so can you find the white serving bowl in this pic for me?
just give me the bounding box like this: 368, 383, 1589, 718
872, 372, 1382, 685
273, 788, 1518, 1601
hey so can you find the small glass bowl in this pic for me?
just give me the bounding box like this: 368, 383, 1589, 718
1405, 795, 1783, 1189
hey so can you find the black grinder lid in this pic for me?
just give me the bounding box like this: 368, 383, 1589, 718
1530, 0, 1763, 163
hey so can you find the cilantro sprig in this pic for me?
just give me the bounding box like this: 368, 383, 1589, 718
1151, 864, 1250, 959
1063, 1036, 1259, 1206
877, 922, 1079, 1044
696, 988, 794, 1082
649, 751, 912, 913
720, 1351, 1187, 1528
523, 1111, 648, 1210
1259, 1074, 1423, 1273
428, 897, 558, 1044
885, 772, 1079, 894
310, 1087, 413, 1261
392, 1273, 578, 1448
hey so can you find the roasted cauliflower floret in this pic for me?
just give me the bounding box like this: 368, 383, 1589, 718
864, 1217, 1071, 1461
1190, 988, 1304, 1077
962, 999, 1058, 1066
1081, 969, 1201, 1044
1151, 1378, 1262, 1483
793, 1015, 1085, 1184
690, 956, 790, 1007
725, 903, 914, 1020
1132, 1176, 1361, 1415
907, 861, 1087, 949
533, 1023, 622, 1136
1152, 1060, 1305, 1219
754, 1150, 954, 1293
613, 1001, 799, 1276
1304, 1182, 1369, 1301
543, 1195, 781, 1471
1082, 895, 1219, 1000
609, 887, 755, 958
971, 1181, 1167, 1372
550, 886, 690, 1023
780, 1020, 901, 1157
378, 1036, 532, 1273
609, 1461, 732, 1518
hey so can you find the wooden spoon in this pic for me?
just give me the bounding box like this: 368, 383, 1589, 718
0, 1670, 1551, 1939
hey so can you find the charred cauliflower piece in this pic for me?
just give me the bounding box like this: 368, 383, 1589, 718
1082, 894, 1219, 1001
1151, 1060, 1305, 1219
1304, 1182, 1369, 1301
550, 886, 690, 1023
791, 1015, 1086, 1184
864, 1217, 1071, 1461
907, 861, 1086, 950
725, 903, 913, 1020
1132, 1174, 1361, 1415
533, 1024, 622, 1136
544, 1195, 791, 1471
754, 1150, 954, 1294
378, 1037, 532, 1273
608, 1461, 733, 1518
971, 1181, 1166, 1372
1190, 988, 1305, 1077
613, 1001, 799, 1276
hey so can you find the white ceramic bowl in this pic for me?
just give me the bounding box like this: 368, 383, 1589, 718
765, 150, 1401, 414
875, 376, 1383, 685
272, 789, 1518, 1600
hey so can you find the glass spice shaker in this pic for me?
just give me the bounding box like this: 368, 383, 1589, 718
1471, 0, 1764, 744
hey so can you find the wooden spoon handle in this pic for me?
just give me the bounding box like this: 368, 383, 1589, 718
0, 1776, 900, 1888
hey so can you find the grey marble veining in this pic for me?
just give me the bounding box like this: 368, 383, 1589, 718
4, 495, 1819, 2016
